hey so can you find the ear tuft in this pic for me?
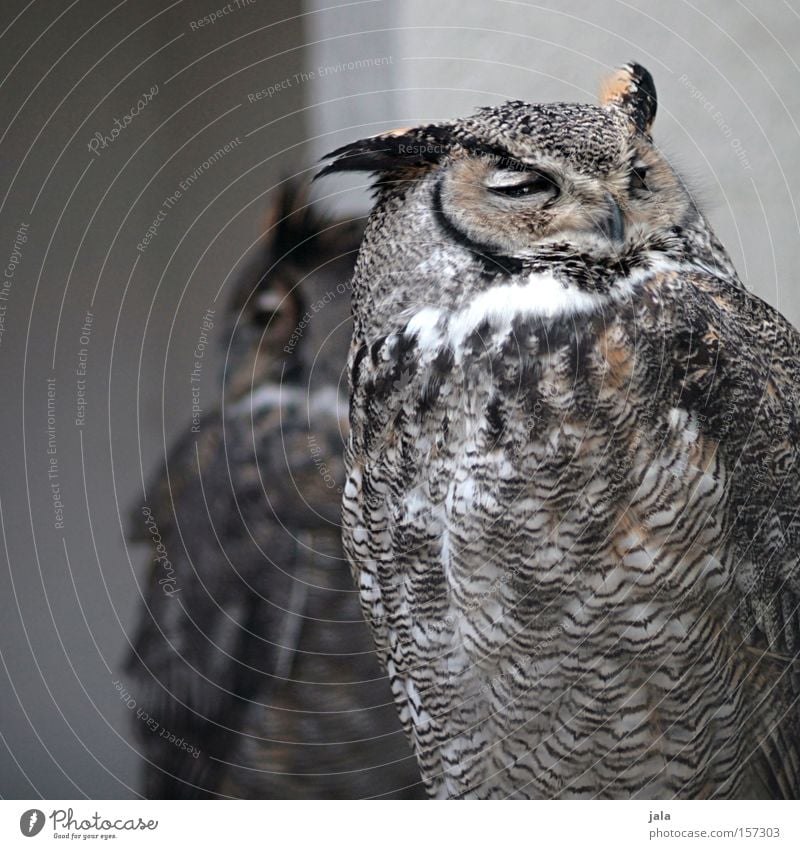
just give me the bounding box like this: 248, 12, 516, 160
599, 62, 657, 135
315, 126, 449, 180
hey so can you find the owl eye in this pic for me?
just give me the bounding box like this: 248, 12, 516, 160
630, 164, 649, 192
485, 170, 559, 202
251, 290, 285, 326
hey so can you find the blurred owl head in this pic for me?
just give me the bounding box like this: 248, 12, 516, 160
224, 181, 365, 400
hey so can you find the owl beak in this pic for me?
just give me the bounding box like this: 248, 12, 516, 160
598, 194, 626, 244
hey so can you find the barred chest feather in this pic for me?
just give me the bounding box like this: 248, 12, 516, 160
343, 271, 777, 799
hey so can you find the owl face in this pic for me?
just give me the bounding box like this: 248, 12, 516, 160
319, 63, 697, 276
432, 103, 690, 258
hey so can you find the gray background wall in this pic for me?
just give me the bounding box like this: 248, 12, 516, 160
1, 0, 798, 798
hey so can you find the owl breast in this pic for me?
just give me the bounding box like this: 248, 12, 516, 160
344, 273, 771, 798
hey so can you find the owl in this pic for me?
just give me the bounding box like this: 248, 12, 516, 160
126, 183, 423, 799
319, 63, 800, 799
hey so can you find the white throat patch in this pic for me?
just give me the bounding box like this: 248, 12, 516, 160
397, 260, 678, 357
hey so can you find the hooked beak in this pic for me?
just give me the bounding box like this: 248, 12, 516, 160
598, 194, 625, 245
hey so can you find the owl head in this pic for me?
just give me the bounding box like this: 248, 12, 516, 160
318, 63, 734, 325
223, 181, 364, 400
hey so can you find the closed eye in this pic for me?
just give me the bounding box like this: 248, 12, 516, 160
486, 170, 559, 202
630, 165, 649, 192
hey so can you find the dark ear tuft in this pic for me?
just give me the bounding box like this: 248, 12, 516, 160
599, 62, 657, 135
315, 126, 450, 180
